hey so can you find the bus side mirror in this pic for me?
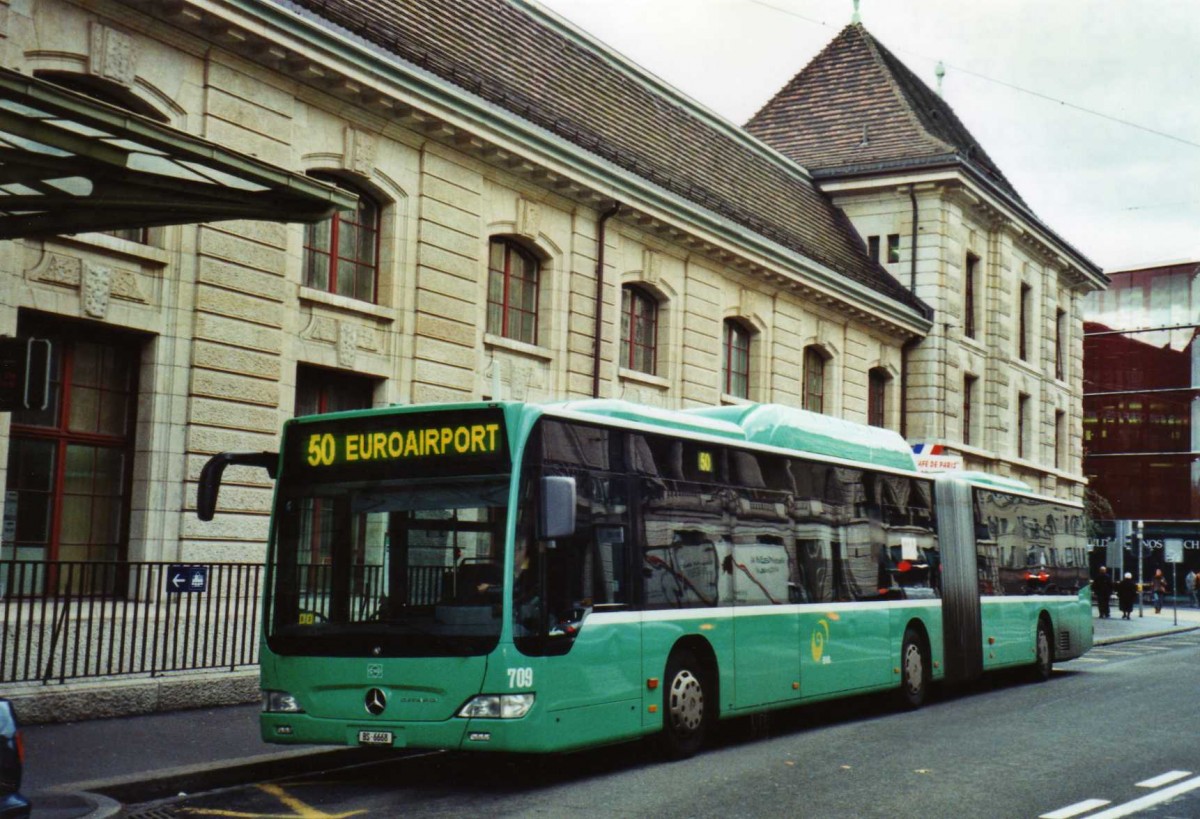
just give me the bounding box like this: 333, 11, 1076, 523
538, 476, 576, 540
197, 451, 279, 521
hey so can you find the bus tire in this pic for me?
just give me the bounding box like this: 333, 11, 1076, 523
1030, 618, 1053, 682
897, 627, 928, 710
658, 648, 709, 759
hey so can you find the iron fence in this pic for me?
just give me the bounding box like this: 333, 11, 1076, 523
0, 560, 261, 684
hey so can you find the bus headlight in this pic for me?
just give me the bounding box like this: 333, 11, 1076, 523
262, 690, 305, 713
457, 693, 535, 719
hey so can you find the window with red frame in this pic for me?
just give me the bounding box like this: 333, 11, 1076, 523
295, 365, 376, 417
621, 285, 658, 375
303, 174, 379, 303
868, 368, 889, 428
803, 346, 827, 414
722, 319, 752, 398
487, 238, 540, 344
3, 319, 139, 571
294, 366, 377, 576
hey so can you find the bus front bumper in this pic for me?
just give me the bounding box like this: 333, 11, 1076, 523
260, 712, 556, 753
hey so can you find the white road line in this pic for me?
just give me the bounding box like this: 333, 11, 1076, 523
1084, 774, 1200, 818
1039, 799, 1111, 818
1137, 770, 1192, 788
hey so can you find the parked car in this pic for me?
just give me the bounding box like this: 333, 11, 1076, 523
0, 699, 30, 819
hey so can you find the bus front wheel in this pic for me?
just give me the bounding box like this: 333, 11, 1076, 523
658, 648, 709, 759
897, 628, 928, 709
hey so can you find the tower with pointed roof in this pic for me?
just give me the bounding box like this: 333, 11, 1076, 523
747, 23, 1107, 499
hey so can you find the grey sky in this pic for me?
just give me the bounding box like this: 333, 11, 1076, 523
538, 0, 1200, 273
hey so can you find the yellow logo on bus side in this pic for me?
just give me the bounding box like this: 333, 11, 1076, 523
305, 423, 500, 467
811, 618, 831, 663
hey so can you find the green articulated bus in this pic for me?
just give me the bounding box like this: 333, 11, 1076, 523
197, 399, 1093, 758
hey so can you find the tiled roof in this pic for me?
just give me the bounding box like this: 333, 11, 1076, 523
745, 24, 1025, 206
277, 0, 928, 315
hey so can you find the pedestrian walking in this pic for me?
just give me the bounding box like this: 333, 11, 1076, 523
1186, 569, 1197, 608
1093, 566, 1113, 619
1117, 572, 1136, 620
1151, 568, 1168, 614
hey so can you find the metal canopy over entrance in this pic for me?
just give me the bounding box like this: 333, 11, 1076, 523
0, 68, 357, 240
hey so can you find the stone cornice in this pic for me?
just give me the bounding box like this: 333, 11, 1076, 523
815, 168, 1106, 291
115, 0, 932, 340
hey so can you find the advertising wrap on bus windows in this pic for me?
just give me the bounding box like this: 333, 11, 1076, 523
972, 489, 1088, 596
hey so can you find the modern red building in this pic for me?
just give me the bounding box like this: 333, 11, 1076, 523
1083, 261, 1200, 582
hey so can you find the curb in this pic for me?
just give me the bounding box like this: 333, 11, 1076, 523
8, 670, 259, 726
1093, 623, 1199, 646
54, 746, 395, 818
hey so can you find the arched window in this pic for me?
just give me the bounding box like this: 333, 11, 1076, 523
621, 285, 658, 375
723, 319, 753, 399
303, 173, 380, 303
36, 71, 167, 244
487, 238, 540, 344
803, 346, 828, 413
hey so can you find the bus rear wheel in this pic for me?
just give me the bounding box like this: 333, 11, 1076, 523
1030, 619, 1053, 682
658, 648, 709, 759
897, 628, 927, 709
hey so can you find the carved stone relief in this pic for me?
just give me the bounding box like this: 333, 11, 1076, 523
27, 252, 148, 308
110, 269, 147, 303
621, 382, 665, 408
336, 321, 358, 368
517, 199, 542, 240
89, 23, 137, 86
82, 262, 112, 319
485, 354, 546, 401
344, 127, 377, 176
29, 254, 82, 288
642, 249, 660, 285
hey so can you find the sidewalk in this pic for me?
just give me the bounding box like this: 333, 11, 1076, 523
20, 605, 1200, 819
1091, 600, 1200, 645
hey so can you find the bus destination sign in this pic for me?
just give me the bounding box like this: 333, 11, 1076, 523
284, 408, 509, 482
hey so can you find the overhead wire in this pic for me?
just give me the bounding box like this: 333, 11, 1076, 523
745, 0, 1200, 150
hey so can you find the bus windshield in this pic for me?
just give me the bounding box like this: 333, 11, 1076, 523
266, 476, 509, 657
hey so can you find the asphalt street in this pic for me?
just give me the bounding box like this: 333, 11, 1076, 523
21, 605, 1200, 819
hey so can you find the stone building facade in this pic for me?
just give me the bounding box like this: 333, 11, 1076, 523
746, 23, 1106, 500
0, 0, 1099, 572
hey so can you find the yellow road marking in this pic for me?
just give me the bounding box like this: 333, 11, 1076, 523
180, 782, 367, 819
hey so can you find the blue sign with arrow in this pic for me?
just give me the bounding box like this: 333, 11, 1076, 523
167, 565, 208, 594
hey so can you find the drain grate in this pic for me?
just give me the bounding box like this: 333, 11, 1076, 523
124, 806, 181, 819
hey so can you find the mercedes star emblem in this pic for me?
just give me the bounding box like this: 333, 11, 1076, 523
365, 687, 387, 716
